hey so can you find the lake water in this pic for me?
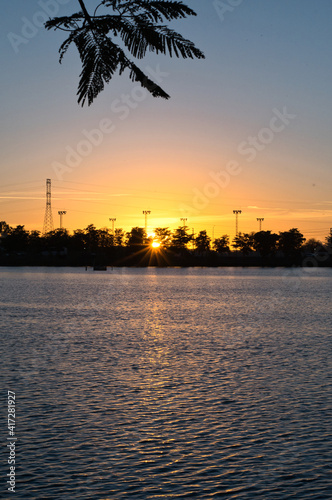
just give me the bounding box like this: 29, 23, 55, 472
0, 267, 331, 499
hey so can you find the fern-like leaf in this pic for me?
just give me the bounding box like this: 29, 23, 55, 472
45, 0, 205, 106
75, 30, 120, 106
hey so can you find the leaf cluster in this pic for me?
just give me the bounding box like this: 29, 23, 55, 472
45, 0, 205, 105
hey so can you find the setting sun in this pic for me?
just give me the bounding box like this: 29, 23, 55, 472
151, 241, 161, 249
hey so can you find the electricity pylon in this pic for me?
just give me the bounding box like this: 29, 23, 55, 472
43, 179, 54, 234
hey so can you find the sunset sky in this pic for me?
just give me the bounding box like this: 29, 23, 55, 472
1, 0, 332, 241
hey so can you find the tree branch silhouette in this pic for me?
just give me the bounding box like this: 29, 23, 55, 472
45, 0, 205, 106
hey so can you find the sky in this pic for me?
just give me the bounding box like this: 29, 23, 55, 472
1, 0, 332, 241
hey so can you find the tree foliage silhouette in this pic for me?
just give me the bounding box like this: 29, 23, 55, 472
213, 235, 230, 253
154, 227, 172, 248
45, 0, 205, 106
126, 227, 146, 246
253, 230, 279, 257
171, 225, 192, 249
195, 230, 211, 252
232, 232, 255, 256
278, 228, 305, 257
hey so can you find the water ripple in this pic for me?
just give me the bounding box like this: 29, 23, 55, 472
0, 267, 331, 499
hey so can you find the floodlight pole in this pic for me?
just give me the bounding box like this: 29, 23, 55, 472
257, 217, 264, 232
109, 218, 116, 236
143, 210, 151, 235
233, 210, 242, 237
58, 210, 67, 229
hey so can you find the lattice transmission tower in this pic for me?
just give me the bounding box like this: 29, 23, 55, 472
43, 178, 54, 234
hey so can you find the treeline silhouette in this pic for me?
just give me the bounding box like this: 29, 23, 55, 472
0, 221, 331, 267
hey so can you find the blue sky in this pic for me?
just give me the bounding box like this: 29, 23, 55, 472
1, 0, 332, 240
